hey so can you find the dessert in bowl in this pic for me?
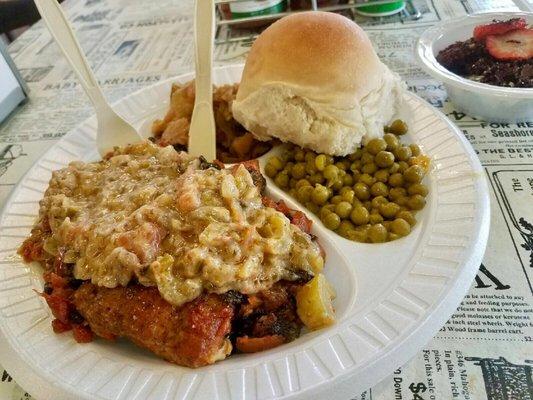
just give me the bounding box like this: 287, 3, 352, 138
416, 12, 533, 123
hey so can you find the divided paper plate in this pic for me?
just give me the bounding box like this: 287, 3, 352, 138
0, 65, 489, 400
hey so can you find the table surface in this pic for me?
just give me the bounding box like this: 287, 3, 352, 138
0, 0, 532, 399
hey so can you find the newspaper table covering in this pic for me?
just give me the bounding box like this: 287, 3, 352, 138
1, 0, 532, 399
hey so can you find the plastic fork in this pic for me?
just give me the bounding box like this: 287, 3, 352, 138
187, 0, 216, 161
34, 0, 142, 157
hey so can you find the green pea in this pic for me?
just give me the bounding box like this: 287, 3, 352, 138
404, 165, 424, 184
389, 187, 407, 201
280, 150, 292, 162
375, 151, 395, 168
288, 188, 297, 197
351, 196, 361, 205
294, 148, 305, 161
407, 183, 428, 196
391, 218, 411, 236
314, 154, 327, 171
388, 173, 404, 187
363, 200, 373, 211
264, 163, 278, 178
351, 170, 361, 183
328, 179, 344, 191
371, 196, 388, 209
289, 178, 298, 188
319, 205, 335, 220
350, 205, 369, 225
350, 160, 362, 172
358, 173, 375, 187
305, 202, 320, 215
361, 152, 374, 165
383, 133, 400, 151
374, 169, 389, 183
362, 162, 377, 175
407, 157, 418, 167
323, 165, 339, 181
342, 189, 355, 204
348, 228, 368, 242
283, 162, 294, 175
295, 179, 311, 188
269, 156, 284, 170
297, 185, 314, 203
291, 163, 306, 179
306, 160, 317, 175
337, 220, 355, 238
389, 162, 400, 174
331, 195, 343, 205
388, 119, 408, 135
396, 196, 409, 206
380, 202, 400, 219
369, 213, 384, 224
353, 183, 370, 200
410, 144, 421, 156
397, 210, 416, 226
349, 149, 363, 161
342, 174, 354, 186
312, 184, 330, 205
371, 182, 389, 197
309, 173, 325, 185
339, 186, 351, 195
388, 232, 401, 241
407, 194, 426, 210
323, 212, 341, 230
352, 198, 362, 208
305, 151, 316, 163
398, 161, 409, 173
335, 161, 348, 171
395, 146, 412, 161
366, 138, 387, 155
335, 201, 353, 219
368, 224, 388, 243
274, 173, 289, 188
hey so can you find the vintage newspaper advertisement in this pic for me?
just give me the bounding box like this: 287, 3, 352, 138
0, 0, 531, 398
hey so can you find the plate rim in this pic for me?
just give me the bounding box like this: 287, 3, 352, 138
0, 65, 490, 400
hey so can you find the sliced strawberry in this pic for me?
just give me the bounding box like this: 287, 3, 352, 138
486, 28, 533, 61
473, 18, 528, 42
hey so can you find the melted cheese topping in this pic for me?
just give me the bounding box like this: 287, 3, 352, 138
39, 141, 323, 306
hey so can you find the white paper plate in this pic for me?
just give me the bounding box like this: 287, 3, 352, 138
415, 12, 533, 123
0, 65, 489, 400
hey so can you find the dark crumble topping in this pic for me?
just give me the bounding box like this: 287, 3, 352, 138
436, 38, 533, 88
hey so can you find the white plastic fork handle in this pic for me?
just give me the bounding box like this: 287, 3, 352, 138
34, 0, 142, 157
34, 0, 109, 112
188, 0, 216, 161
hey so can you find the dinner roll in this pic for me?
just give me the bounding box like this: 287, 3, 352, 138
232, 11, 407, 156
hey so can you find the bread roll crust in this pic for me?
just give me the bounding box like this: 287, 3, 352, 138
233, 11, 406, 156
236, 12, 381, 106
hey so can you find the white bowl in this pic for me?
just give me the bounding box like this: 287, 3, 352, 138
416, 12, 533, 123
